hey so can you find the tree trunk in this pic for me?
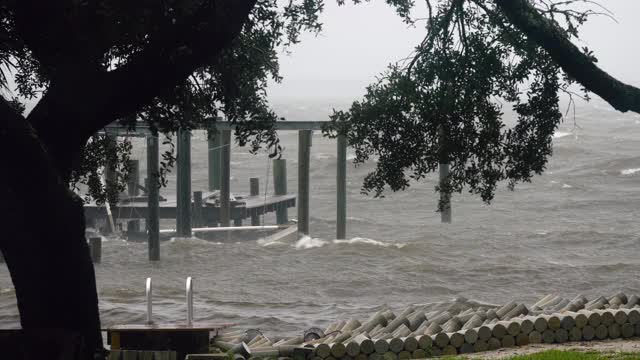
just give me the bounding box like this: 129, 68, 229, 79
0, 104, 103, 359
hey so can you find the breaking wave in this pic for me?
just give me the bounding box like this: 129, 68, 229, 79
292, 236, 406, 250
621, 168, 640, 175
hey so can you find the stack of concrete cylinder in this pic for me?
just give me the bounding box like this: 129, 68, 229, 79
211, 293, 640, 359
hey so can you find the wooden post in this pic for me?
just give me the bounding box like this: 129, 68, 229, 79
336, 133, 347, 239
273, 159, 288, 224
89, 237, 102, 263
176, 128, 192, 236
250, 178, 260, 226
104, 133, 117, 234
147, 134, 160, 261
193, 191, 203, 228
298, 130, 312, 236
126, 159, 142, 233
220, 130, 231, 227
127, 159, 140, 196
439, 126, 452, 223
208, 131, 222, 191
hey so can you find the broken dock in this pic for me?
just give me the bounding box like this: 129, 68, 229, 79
86, 120, 350, 262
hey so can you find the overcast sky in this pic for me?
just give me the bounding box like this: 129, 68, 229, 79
267, 0, 640, 101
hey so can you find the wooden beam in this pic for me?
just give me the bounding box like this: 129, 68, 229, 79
101, 121, 331, 137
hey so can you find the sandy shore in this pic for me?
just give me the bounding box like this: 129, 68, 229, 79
464, 338, 640, 358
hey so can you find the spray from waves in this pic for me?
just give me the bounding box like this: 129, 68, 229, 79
621, 168, 640, 176
333, 237, 406, 249
294, 236, 328, 249
166, 237, 223, 248
257, 238, 287, 247
553, 131, 574, 139
290, 236, 406, 250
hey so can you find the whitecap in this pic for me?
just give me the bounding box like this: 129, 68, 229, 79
294, 236, 328, 250
621, 168, 640, 176
314, 153, 332, 160
562, 184, 573, 189
257, 238, 285, 247
332, 237, 406, 249
553, 131, 572, 139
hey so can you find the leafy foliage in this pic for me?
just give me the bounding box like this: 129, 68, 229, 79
0, 0, 328, 202
325, 0, 597, 206
0, 0, 605, 206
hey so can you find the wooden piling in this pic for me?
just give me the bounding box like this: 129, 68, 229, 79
438, 126, 451, 223
193, 191, 203, 228
89, 237, 102, 263
104, 133, 117, 234
146, 134, 160, 261
208, 131, 222, 191
273, 159, 289, 225
298, 130, 312, 236
220, 130, 232, 228
127, 159, 140, 196
176, 128, 192, 236
250, 178, 260, 226
337, 133, 347, 239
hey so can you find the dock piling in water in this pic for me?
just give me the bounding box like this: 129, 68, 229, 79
439, 126, 452, 223
250, 178, 260, 226
146, 133, 160, 261
127, 159, 140, 196
273, 159, 288, 225
208, 131, 222, 192
220, 130, 232, 228
176, 128, 192, 237
298, 130, 312, 237
337, 133, 347, 240
193, 191, 203, 228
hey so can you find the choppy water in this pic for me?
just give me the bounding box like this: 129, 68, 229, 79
1, 98, 640, 338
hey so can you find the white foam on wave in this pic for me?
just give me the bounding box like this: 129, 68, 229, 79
314, 153, 332, 160
553, 131, 573, 139
562, 184, 573, 189
294, 236, 328, 250
621, 168, 640, 176
168, 237, 222, 246
293, 236, 406, 250
333, 237, 406, 248
257, 238, 286, 247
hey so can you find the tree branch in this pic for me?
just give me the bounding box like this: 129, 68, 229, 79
24, 0, 257, 176
493, 0, 640, 114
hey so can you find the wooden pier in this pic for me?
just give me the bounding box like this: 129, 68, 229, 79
88, 120, 351, 261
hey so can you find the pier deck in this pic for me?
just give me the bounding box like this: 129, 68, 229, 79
84, 193, 296, 227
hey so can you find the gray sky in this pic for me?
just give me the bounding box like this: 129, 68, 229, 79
267, 0, 640, 101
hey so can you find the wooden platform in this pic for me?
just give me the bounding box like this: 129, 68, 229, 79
84, 193, 296, 226
106, 323, 234, 356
